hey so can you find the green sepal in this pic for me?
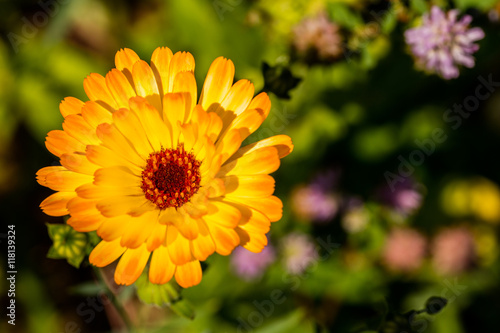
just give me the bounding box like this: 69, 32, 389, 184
46, 223, 87, 268
135, 270, 196, 320
169, 299, 195, 320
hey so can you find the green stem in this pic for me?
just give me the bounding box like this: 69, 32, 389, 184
92, 266, 135, 332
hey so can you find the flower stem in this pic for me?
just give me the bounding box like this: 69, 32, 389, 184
92, 265, 135, 332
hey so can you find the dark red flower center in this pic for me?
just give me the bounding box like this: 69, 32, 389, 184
141, 145, 201, 209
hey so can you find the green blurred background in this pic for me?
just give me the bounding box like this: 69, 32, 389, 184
1, 0, 500, 332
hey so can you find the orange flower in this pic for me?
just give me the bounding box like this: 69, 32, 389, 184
36, 47, 293, 288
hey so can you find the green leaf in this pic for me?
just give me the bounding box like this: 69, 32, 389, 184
327, 3, 363, 29
454, 0, 498, 11
255, 309, 314, 333
410, 0, 429, 14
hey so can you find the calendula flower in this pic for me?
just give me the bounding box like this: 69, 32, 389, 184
404, 6, 484, 79
36, 47, 293, 288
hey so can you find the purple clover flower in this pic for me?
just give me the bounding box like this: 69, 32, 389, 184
292, 170, 339, 223
230, 245, 276, 281
405, 6, 484, 79
376, 177, 423, 216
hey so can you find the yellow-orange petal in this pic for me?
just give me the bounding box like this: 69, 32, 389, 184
81, 101, 113, 128
40, 191, 76, 216
94, 166, 141, 187
67, 214, 103, 232
97, 215, 131, 241
96, 123, 145, 167
60, 153, 99, 175
167, 51, 195, 93
66, 196, 98, 216
146, 223, 167, 252
190, 219, 215, 261
89, 238, 126, 267
166, 225, 193, 265
228, 135, 294, 164
217, 79, 254, 131
96, 194, 149, 218
206, 178, 226, 198
220, 108, 266, 143
190, 107, 224, 145
60, 97, 84, 118
235, 227, 268, 253
37, 167, 93, 192
62, 114, 100, 146
105, 68, 136, 108
172, 71, 197, 122
151, 46, 174, 96
225, 200, 270, 233
248, 92, 271, 119
226, 195, 283, 222
174, 260, 202, 288
179, 122, 198, 153
204, 200, 241, 228
115, 48, 140, 73
114, 244, 151, 285
37, 166, 66, 181
132, 60, 161, 111
83, 73, 118, 110
113, 108, 153, 158
217, 146, 280, 177
163, 92, 190, 145
199, 57, 235, 112
76, 183, 140, 200
120, 211, 158, 249
222, 175, 275, 198
170, 211, 199, 240
149, 245, 176, 284
129, 96, 172, 151
86, 145, 142, 175
214, 129, 242, 165
183, 201, 208, 219
204, 220, 240, 255
45, 130, 85, 157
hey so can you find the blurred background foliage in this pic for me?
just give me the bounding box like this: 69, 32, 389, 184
1, 0, 500, 332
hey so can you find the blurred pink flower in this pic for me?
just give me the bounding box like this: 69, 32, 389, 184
281, 233, 319, 275
292, 170, 340, 223
292, 12, 343, 62
432, 227, 475, 275
231, 245, 276, 281
383, 228, 427, 272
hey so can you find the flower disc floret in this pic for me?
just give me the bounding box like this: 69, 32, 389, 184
141, 145, 201, 209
